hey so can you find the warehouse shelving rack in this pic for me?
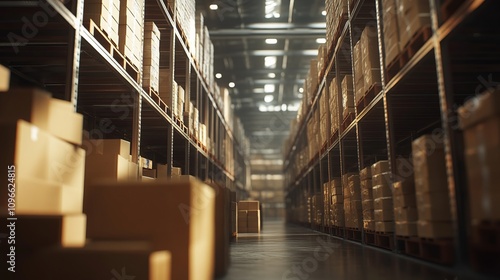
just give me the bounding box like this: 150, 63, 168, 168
0, 0, 249, 193
284, 0, 499, 278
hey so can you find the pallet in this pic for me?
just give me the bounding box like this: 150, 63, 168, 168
143, 87, 168, 113
441, 0, 467, 23
356, 83, 381, 115
331, 226, 345, 238
396, 236, 454, 265
326, 13, 348, 62
364, 230, 394, 251
346, 227, 362, 242
86, 19, 140, 84
470, 220, 500, 247
341, 112, 355, 132
385, 26, 433, 83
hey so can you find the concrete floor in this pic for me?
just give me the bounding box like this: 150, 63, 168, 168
218, 221, 466, 280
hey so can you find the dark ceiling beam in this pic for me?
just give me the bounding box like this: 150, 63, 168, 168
213, 68, 308, 75
215, 49, 318, 57
209, 27, 325, 39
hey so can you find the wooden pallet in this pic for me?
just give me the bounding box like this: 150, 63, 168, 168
144, 87, 168, 113
385, 26, 433, 83
365, 230, 394, 251
341, 112, 355, 132
356, 83, 381, 115
331, 226, 345, 238
86, 19, 140, 83
396, 236, 454, 265
346, 227, 362, 242
441, 0, 467, 23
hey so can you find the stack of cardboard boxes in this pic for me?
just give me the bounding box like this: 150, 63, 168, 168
341, 75, 355, 119
361, 167, 375, 231
143, 22, 160, 92
167, 0, 195, 55
459, 90, 500, 226
319, 88, 329, 147
330, 178, 344, 226
307, 114, 319, 161
393, 177, 418, 236
237, 201, 261, 233
325, 0, 348, 53
343, 174, 362, 229
312, 194, 324, 226
317, 44, 327, 80
323, 182, 331, 228
381, 0, 401, 67
412, 135, 453, 238
372, 160, 395, 232
360, 26, 382, 97
119, 0, 144, 70
307, 59, 319, 105
83, 0, 120, 46
0, 64, 10, 91
329, 78, 340, 135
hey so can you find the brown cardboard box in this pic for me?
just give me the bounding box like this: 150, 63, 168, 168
247, 210, 261, 233
84, 138, 130, 157
397, 0, 431, 49
0, 64, 9, 91
374, 209, 394, 221
417, 221, 453, 238
393, 194, 417, 208
364, 220, 375, 231
360, 166, 372, 180
362, 199, 374, 210
459, 89, 500, 130
0, 87, 51, 130
382, 0, 401, 67
0, 121, 85, 215
374, 197, 393, 210
238, 201, 259, 211
373, 184, 392, 199
361, 178, 372, 189
363, 208, 375, 220
15, 242, 171, 280
417, 203, 452, 221
84, 176, 215, 280
85, 154, 130, 186
142, 168, 157, 178
394, 207, 418, 222
361, 187, 373, 201
371, 160, 390, 175
393, 179, 416, 197
231, 202, 238, 235
332, 195, 343, 204
172, 167, 182, 176
372, 172, 392, 189
395, 221, 418, 236
6, 214, 86, 250
375, 221, 394, 232
47, 98, 83, 145
141, 176, 155, 182
415, 191, 451, 209
412, 135, 448, 193
157, 163, 168, 179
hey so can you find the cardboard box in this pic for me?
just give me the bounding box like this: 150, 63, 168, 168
372, 172, 392, 188
47, 97, 83, 145
84, 176, 215, 280
362, 199, 374, 210
0, 64, 10, 91
364, 220, 376, 231
141, 156, 154, 169
0, 87, 51, 130
363, 208, 375, 220
393, 194, 417, 208
394, 207, 418, 222
397, 0, 431, 49
172, 167, 182, 176
415, 191, 451, 209
5, 214, 86, 250
417, 203, 452, 221
85, 154, 130, 186
142, 168, 156, 178
417, 221, 453, 238
459, 89, 500, 129
374, 209, 394, 221
393, 179, 416, 196
373, 184, 392, 199
371, 160, 390, 175
238, 201, 259, 211
395, 221, 418, 236
361, 186, 373, 201
84, 138, 130, 157
332, 195, 343, 204
375, 221, 394, 232
412, 135, 448, 193
360, 166, 372, 180
14, 242, 170, 280
374, 197, 393, 210
157, 163, 168, 179
247, 210, 261, 233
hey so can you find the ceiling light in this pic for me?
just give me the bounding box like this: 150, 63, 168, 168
268, 73, 276, 78
288, 103, 300, 111
259, 105, 268, 112
274, 105, 281, 111
322, 10, 327, 16
229, 82, 235, 88
264, 95, 274, 103
316, 38, 327, 44
282, 104, 287, 111
215, 73, 222, 79
273, 12, 280, 18
209, 4, 218, 10
264, 56, 277, 68
265, 0, 281, 19
264, 84, 275, 93
265, 38, 278, 44
299, 87, 304, 93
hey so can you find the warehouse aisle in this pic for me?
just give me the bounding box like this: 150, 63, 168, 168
218, 221, 460, 280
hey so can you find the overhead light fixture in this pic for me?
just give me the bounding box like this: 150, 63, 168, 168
265, 38, 278, 44
274, 105, 281, 111
229, 82, 235, 88
264, 95, 274, 103
264, 56, 277, 68
265, 0, 281, 19
273, 12, 280, 18
215, 73, 222, 79
316, 38, 327, 44
259, 105, 268, 112
268, 73, 276, 78
209, 4, 218, 10
288, 103, 300, 111
281, 104, 287, 111
322, 10, 327, 16
264, 84, 275, 93
299, 87, 304, 93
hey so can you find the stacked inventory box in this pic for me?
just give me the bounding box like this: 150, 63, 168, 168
341, 75, 354, 119
84, 138, 139, 186
142, 22, 160, 92
307, 114, 319, 161
238, 201, 261, 233
360, 167, 375, 231
0, 64, 10, 91
159, 69, 177, 111
342, 173, 356, 228
397, 0, 431, 49
353, 40, 364, 103
325, 0, 348, 53
83, 0, 120, 46
323, 182, 330, 227
393, 177, 418, 236
176, 85, 185, 119
307, 196, 312, 224
459, 90, 500, 224
412, 135, 453, 238
199, 123, 207, 146
312, 194, 324, 226
168, 0, 195, 54
85, 176, 215, 280
119, 0, 144, 71
307, 59, 319, 103
360, 26, 382, 96
371, 160, 394, 232
317, 44, 327, 79
319, 88, 329, 147
141, 156, 155, 181
382, 0, 401, 67
330, 178, 344, 226
195, 12, 204, 66
348, 175, 363, 229
329, 78, 339, 135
